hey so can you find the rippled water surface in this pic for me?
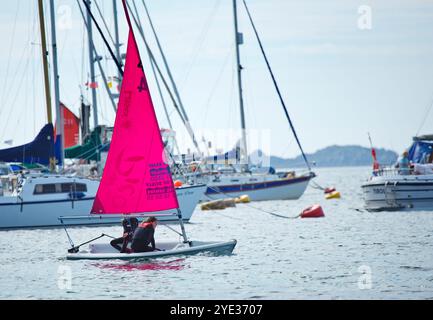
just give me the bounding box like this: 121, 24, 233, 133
1, 167, 433, 299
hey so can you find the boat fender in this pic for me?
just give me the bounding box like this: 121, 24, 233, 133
301, 205, 325, 218
325, 191, 341, 200
235, 195, 251, 204
174, 180, 183, 188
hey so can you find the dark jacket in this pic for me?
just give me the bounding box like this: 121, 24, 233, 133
131, 222, 155, 251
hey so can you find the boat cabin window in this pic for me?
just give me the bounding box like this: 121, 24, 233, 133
61, 183, 87, 192
34, 183, 87, 195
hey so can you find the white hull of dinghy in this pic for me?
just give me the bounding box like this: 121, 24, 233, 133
66, 240, 237, 260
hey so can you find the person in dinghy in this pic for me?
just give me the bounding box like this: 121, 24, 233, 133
131, 217, 162, 253
110, 217, 138, 253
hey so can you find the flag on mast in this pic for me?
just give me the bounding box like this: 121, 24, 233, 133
368, 133, 380, 171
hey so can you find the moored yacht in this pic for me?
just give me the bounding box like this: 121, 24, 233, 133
181, 165, 314, 202
0, 173, 206, 229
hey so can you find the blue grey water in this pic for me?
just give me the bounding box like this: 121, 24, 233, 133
1, 166, 433, 299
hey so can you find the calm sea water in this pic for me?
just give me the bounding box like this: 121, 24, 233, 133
1, 166, 433, 300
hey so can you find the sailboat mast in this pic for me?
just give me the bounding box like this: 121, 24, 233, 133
76, 0, 117, 114
85, 0, 98, 129
49, 0, 65, 167
233, 0, 248, 171
112, 0, 123, 82
38, 0, 56, 171
37, 0, 53, 125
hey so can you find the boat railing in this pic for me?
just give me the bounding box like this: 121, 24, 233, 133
372, 166, 413, 177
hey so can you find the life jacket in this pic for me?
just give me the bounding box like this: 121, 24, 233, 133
138, 222, 153, 229
132, 222, 155, 247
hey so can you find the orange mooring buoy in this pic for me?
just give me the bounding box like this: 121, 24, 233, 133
174, 180, 183, 188
324, 187, 336, 194
300, 205, 325, 218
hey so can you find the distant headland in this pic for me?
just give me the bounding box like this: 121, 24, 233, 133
250, 145, 398, 168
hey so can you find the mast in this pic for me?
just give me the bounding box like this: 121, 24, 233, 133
241, 0, 312, 172
37, 0, 55, 170
233, 0, 248, 171
85, 0, 98, 129
77, 0, 117, 113
37, 0, 53, 126
112, 0, 123, 82
49, 0, 65, 167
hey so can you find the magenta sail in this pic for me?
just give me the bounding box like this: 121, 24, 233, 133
91, 2, 179, 214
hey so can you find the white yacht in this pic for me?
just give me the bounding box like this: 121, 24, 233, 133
362, 135, 433, 211
183, 167, 314, 202
0, 173, 206, 229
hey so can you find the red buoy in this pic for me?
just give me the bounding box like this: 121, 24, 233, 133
301, 205, 325, 218
324, 187, 336, 194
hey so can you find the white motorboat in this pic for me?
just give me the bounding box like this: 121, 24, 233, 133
362, 135, 433, 211
0, 174, 206, 229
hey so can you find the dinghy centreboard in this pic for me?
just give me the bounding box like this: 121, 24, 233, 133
61, 0, 236, 261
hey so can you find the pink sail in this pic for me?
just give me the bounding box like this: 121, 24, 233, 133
91, 1, 179, 214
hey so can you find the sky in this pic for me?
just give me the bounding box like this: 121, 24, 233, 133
0, 0, 433, 159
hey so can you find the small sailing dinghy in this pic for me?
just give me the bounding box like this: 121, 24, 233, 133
61, 0, 236, 261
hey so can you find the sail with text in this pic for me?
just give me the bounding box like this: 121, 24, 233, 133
91, 0, 179, 214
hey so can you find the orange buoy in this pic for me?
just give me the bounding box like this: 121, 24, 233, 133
324, 187, 336, 194
300, 205, 325, 218
174, 180, 183, 188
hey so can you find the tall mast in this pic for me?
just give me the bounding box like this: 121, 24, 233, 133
38, 0, 53, 125
241, 0, 312, 172
85, 0, 98, 129
112, 0, 123, 82
77, 0, 117, 113
49, 0, 65, 167
37, 0, 56, 170
233, 0, 248, 171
